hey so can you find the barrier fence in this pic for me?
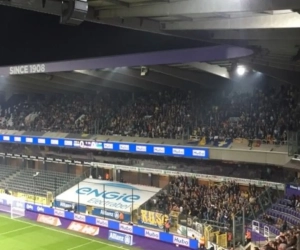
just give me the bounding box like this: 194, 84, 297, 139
19, 202, 199, 249
204, 225, 228, 249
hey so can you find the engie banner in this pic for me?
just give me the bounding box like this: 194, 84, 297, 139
55, 179, 160, 213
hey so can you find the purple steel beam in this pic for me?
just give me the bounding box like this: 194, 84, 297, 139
0, 45, 253, 76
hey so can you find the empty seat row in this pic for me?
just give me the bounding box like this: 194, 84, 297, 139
272, 204, 300, 218
267, 209, 300, 226
1, 168, 78, 197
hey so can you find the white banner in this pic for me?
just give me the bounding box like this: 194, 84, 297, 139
139, 167, 164, 175
177, 224, 202, 239
56, 179, 161, 213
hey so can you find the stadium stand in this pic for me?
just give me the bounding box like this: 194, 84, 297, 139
0, 150, 297, 249
143, 175, 280, 239
0, 165, 19, 182
0, 85, 297, 144
0, 167, 79, 197
0, 143, 297, 184
260, 198, 300, 235
259, 198, 300, 250
0, 84, 299, 250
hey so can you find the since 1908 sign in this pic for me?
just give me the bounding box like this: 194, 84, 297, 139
9, 64, 46, 75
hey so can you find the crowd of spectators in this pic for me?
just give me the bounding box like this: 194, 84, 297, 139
263, 229, 300, 250
288, 195, 300, 211
153, 176, 265, 227
195, 85, 298, 143
147, 175, 300, 250
0, 84, 299, 141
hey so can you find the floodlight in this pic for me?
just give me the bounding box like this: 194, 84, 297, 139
237, 66, 246, 76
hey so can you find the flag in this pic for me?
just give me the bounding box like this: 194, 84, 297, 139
199, 137, 206, 146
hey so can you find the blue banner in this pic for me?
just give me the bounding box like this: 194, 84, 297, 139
54, 200, 131, 221
102, 142, 208, 159
108, 230, 133, 245
286, 184, 300, 196
25, 203, 198, 249
0, 134, 209, 159
0, 134, 103, 150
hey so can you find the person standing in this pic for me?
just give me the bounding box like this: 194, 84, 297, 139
165, 220, 170, 233
245, 230, 252, 244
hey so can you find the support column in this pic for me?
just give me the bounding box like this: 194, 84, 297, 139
148, 173, 152, 186
0, 156, 4, 165
21, 158, 25, 169
112, 168, 117, 181
116, 169, 121, 182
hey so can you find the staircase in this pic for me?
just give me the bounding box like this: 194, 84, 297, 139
0, 170, 21, 189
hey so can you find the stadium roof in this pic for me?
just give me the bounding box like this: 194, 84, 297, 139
0, 0, 299, 93
1, 68, 228, 93
0, 44, 252, 94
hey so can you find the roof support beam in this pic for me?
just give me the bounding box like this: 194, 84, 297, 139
90, 0, 129, 8
12, 75, 82, 93
163, 13, 300, 30
241, 55, 300, 72
149, 65, 231, 88
76, 70, 164, 91
110, 67, 201, 90
185, 62, 230, 78
96, 17, 165, 35
0, 0, 61, 15
25, 74, 93, 93
98, 0, 300, 19
0, 0, 166, 35
0, 77, 62, 94
6, 85, 50, 95
54, 72, 138, 92
0, 1, 175, 39
248, 63, 300, 85
206, 29, 300, 40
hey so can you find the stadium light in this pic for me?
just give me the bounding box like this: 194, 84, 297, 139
33, 172, 39, 204
141, 66, 148, 76
33, 172, 39, 177
236, 65, 246, 76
